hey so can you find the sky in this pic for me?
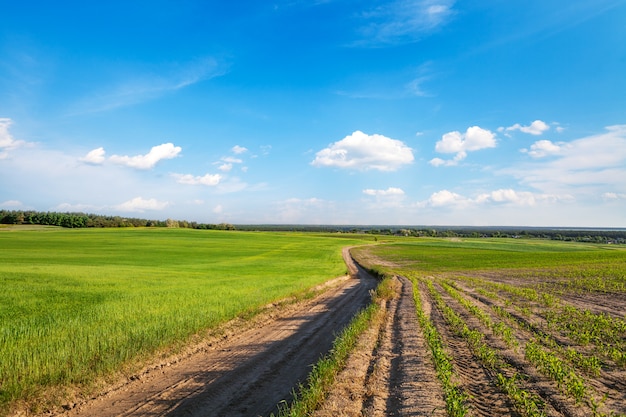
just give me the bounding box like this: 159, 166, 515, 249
1, 1, 626, 226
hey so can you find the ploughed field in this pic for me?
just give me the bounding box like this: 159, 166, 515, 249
341, 239, 626, 417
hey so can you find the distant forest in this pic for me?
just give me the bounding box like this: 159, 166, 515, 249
1, 209, 625, 244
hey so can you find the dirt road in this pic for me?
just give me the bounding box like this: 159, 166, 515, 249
61, 249, 378, 417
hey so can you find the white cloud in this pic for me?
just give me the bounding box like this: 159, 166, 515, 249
435, 126, 496, 153
522, 139, 566, 158
363, 187, 405, 196
0, 200, 23, 208
418, 189, 469, 208
110, 143, 181, 169
602, 192, 626, 200
218, 163, 233, 172
363, 187, 406, 208
172, 173, 221, 186
0, 118, 23, 149
419, 188, 568, 209
0, 118, 30, 158
312, 130, 414, 171
502, 120, 550, 136
430, 126, 495, 166
504, 125, 626, 196
80, 147, 106, 164
429, 151, 467, 167
114, 197, 169, 212
475, 189, 562, 206
231, 145, 248, 154
221, 156, 243, 164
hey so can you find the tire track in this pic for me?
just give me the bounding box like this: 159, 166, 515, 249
384, 276, 446, 416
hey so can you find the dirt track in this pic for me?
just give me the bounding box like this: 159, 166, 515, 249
60, 248, 378, 417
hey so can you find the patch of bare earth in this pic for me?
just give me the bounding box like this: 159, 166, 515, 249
315, 275, 446, 417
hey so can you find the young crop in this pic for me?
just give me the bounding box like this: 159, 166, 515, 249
412, 278, 469, 417
525, 340, 588, 404
353, 239, 626, 417
428, 281, 546, 417
496, 373, 546, 417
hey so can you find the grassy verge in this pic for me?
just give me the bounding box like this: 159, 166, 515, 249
277, 277, 394, 417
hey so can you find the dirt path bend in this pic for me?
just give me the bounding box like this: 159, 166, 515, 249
60, 250, 378, 417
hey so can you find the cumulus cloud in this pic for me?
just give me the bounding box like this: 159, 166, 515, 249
312, 130, 414, 171
363, 187, 406, 208
418, 188, 567, 209
419, 189, 469, 207
80, 147, 106, 164
218, 163, 233, 172
215, 152, 246, 173
429, 151, 466, 167
172, 173, 221, 186
430, 126, 495, 166
110, 143, 181, 169
114, 197, 169, 212
521, 139, 566, 158
504, 125, 626, 195
231, 145, 248, 154
474, 189, 561, 206
221, 156, 242, 164
0, 118, 30, 158
363, 187, 405, 196
501, 120, 550, 136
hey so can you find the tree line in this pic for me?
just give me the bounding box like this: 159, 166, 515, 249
0, 210, 235, 230
1, 209, 624, 244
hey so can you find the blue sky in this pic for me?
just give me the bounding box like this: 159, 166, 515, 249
1, 1, 625, 226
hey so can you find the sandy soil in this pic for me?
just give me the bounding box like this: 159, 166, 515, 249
313, 276, 447, 417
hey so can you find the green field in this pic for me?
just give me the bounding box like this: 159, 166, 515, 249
0, 227, 375, 412
353, 237, 626, 290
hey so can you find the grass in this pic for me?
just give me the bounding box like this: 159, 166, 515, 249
277, 277, 394, 417
0, 227, 375, 414
351, 237, 626, 273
